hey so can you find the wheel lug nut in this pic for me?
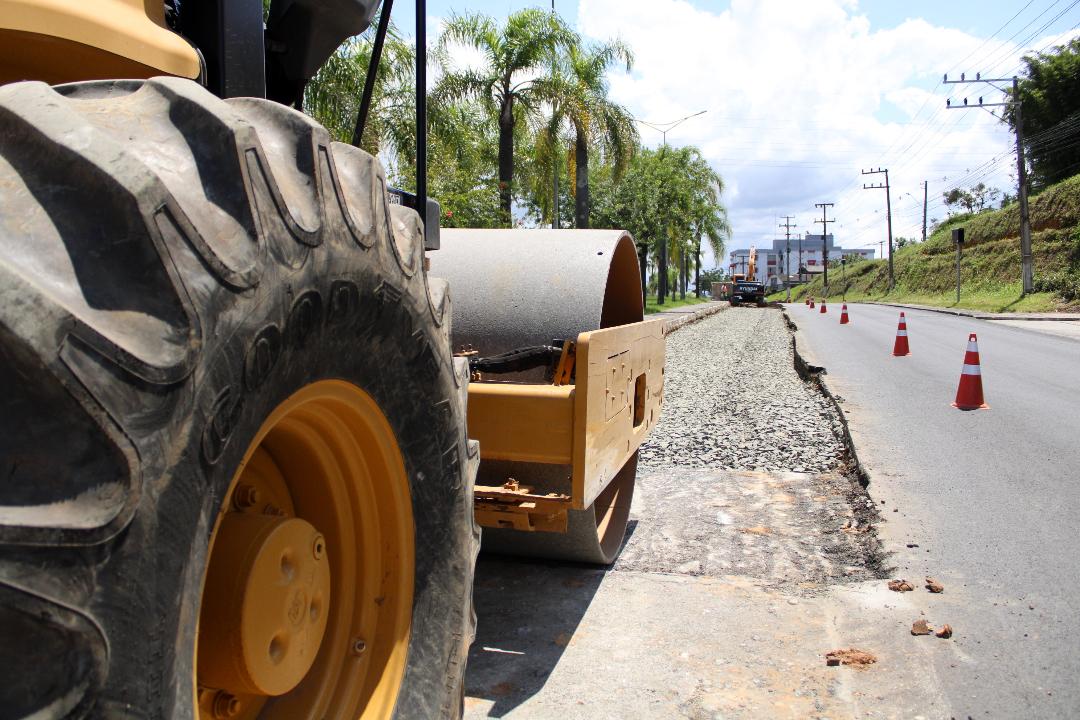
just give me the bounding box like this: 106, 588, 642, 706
312, 534, 325, 560
352, 637, 366, 655
212, 691, 240, 718
232, 484, 260, 510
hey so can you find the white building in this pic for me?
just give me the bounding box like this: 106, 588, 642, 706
729, 235, 875, 289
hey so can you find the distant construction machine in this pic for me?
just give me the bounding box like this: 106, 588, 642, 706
726, 245, 767, 306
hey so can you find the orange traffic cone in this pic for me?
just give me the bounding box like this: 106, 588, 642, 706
892, 312, 910, 356
840, 304, 849, 324
819, 298, 827, 314
952, 333, 989, 410
809, 297, 815, 309
805, 297, 810, 306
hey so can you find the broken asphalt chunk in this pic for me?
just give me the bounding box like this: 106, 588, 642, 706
825, 648, 877, 667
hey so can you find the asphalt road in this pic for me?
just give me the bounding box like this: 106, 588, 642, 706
790, 301, 1080, 718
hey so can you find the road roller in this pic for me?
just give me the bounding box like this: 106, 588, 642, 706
0, 0, 665, 717
437, 230, 664, 564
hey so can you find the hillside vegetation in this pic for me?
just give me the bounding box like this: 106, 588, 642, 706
781, 174, 1080, 312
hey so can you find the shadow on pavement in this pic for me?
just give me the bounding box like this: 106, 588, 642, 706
464, 522, 638, 717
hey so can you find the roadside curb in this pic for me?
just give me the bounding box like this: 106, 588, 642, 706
780, 308, 870, 488
862, 300, 1080, 322
656, 301, 729, 334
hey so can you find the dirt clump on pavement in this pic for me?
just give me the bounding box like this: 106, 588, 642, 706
935, 624, 954, 639
825, 648, 878, 667
888, 579, 915, 592
911, 619, 933, 635
925, 576, 944, 593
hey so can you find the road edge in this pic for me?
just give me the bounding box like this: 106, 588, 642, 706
657, 301, 729, 334
781, 307, 870, 488
864, 300, 1080, 321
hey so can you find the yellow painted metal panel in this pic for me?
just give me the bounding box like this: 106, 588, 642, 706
0, 0, 200, 82
466, 383, 574, 465
572, 319, 666, 509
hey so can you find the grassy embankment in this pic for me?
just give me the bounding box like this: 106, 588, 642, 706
769, 174, 1080, 312
644, 295, 712, 314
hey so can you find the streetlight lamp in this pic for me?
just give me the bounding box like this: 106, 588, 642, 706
635, 110, 708, 149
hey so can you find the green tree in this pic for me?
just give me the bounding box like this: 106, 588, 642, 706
540, 38, 638, 228
302, 21, 504, 227
436, 9, 577, 225
395, 101, 505, 228
942, 183, 1000, 215
698, 267, 727, 294
685, 150, 730, 296
304, 29, 415, 156
1006, 38, 1080, 189
591, 146, 730, 302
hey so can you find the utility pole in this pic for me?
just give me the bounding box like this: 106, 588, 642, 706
814, 203, 835, 290
779, 215, 795, 290
944, 73, 1033, 294
921, 180, 928, 243
861, 168, 894, 289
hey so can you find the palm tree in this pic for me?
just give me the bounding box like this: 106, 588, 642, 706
556, 39, 638, 228
303, 27, 415, 157
436, 9, 577, 225
686, 152, 731, 296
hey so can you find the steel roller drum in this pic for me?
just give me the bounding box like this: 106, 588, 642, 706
434, 229, 644, 357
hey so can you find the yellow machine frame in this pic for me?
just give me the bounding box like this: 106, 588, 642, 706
469, 319, 666, 532
0, 0, 200, 84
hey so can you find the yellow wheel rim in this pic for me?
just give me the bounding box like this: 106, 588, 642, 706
196, 380, 414, 720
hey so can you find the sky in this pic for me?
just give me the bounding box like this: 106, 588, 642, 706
392, 0, 1080, 268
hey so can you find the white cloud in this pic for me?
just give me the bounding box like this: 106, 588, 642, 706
577, 0, 1079, 267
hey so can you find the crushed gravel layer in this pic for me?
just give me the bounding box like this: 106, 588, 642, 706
641, 306, 846, 473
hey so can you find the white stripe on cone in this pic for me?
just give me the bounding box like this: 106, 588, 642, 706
897, 330, 908, 336
967, 341, 979, 352
962, 364, 982, 375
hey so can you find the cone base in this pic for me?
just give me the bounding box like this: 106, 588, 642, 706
951, 402, 989, 410
892, 351, 910, 356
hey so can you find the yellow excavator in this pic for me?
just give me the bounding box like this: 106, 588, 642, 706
0, 1, 666, 718
726, 245, 765, 306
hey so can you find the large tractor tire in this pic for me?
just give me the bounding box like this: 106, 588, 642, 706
0, 77, 478, 719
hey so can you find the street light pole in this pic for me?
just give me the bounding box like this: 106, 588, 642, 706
798, 232, 803, 283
